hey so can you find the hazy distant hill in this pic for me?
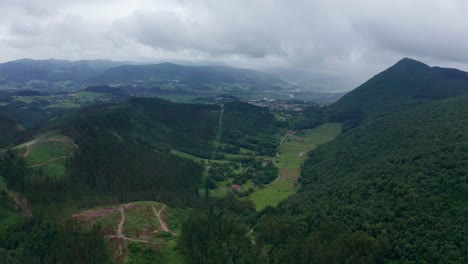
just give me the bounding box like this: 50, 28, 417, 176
328, 58, 468, 122
91, 62, 288, 91
0, 58, 126, 83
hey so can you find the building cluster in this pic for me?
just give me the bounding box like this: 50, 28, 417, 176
248, 100, 308, 111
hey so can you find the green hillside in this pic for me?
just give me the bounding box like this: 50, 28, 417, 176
255, 95, 468, 263
328, 58, 468, 126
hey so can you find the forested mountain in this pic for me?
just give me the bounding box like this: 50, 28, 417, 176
91, 62, 287, 91
254, 95, 468, 263
328, 58, 468, 124
63, 97, 220, 158
221, 102, 280, 155
0, 59, 296, 100
1, 57, 467, 263
0, 59, 125, 83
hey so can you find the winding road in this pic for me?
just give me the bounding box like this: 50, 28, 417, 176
28, 154, 72, 168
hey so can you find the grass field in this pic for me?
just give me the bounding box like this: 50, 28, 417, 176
26, 140, 73, 165
249, 178, 297, 210
23, 135, 76, 179
124, 203, 161, 239
275, 123, 342, 169
171, 149, 230, 164
171, 149, 206, 163
248, 123, 342, 210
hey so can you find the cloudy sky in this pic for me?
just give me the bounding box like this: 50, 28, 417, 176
1, 0, 468, 88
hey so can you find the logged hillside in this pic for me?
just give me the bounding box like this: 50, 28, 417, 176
328, 58, 468, 125
256, 96, 468, 263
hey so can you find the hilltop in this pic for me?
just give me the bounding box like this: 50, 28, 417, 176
328, 58, 468, 124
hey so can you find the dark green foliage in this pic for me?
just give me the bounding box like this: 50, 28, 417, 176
0, 153, 74, 216
251, 163, 278, 185
0, 106, 50, 145
328, 58, 468, 128
0, 217, 110, 264
69, 129, 203, 204
127, 242, 166, 264
0, 115, 17, 146
256, 96, 468, 263
257, 221, 385, 264
84, 85, 130, 100
0, 152, 29, 192
65, 97, 219, 158
222, 102, 279, 155
129, 97, 220, 151
207, 160, 277, 186
289, 105, 327, 130
179, 195, 258, 263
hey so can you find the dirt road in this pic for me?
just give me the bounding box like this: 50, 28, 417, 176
152, 205, 170, 233
28, 154, 72, 168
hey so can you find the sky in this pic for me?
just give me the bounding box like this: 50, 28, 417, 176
1, 0, 468, 89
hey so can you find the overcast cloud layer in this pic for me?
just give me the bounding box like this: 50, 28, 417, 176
1, 0, 468, 89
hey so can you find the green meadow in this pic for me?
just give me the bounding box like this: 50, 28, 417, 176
248, 123, 342, 210
249, 178, 297, 210
275, 123, 342, 169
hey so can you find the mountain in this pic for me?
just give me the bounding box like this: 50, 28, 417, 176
90, 62, 288, 91
328, 58, 468, 123
0, 58, 126, 83
255, 95, 468, 263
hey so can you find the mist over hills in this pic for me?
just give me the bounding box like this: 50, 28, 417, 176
90, 62, 288, 91
0, 59, 286, 88
0, 58, 126, 83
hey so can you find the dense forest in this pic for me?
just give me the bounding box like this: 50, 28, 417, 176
1, 55, 468, 263
0, 153, 111, 263
221, 102, 280, 156
254, 95, 468, 263
0, 217, 110, 263
68, 129, 203, 204
62, 97, 220, 158
179, 195, 259, 263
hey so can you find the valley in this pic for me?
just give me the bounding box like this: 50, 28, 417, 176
0, 57, 467, 263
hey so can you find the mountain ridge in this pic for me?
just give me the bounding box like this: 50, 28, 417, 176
328, 57, 468, 125
89, 62, 288, 91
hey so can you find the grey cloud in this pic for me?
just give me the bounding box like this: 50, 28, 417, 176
1, 0, 468, 88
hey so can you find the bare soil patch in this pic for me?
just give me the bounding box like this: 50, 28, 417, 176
72, 207, 120, 220
279, 168, 301, 182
